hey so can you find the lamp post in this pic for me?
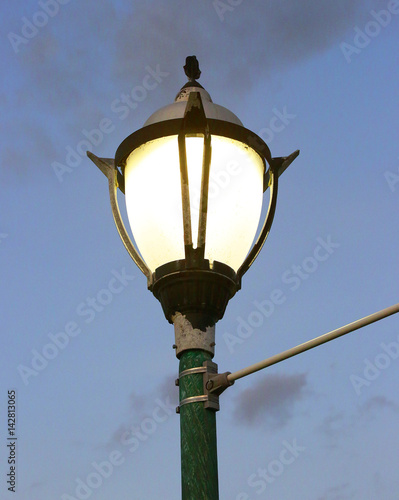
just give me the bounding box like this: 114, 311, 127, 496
88, 55, 299, 499
87, 56, 399, 500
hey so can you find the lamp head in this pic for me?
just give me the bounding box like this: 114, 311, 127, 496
88, 57, 300, 329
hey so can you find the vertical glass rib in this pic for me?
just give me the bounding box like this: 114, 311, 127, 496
178, 134, 193, 249
197, 134, 212, 253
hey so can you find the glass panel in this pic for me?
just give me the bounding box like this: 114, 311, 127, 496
124, 134, 264, 272
125, 135, 184, 271
203, 136, 264, 270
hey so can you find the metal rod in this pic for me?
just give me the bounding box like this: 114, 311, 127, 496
178, 134, 193, 248
197, 133, 212, 252
227, 302, 399, 383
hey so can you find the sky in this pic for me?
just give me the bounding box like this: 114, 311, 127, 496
1, 1, 399, 499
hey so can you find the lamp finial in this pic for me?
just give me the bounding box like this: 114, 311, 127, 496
184, 56, 201, 81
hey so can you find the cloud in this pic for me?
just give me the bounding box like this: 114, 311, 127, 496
317, 482, 356, 500
105, 373, 177, 449
1, 122, 58, 180
318, 410, 346, 438
111, 0, 377, 95
4, 0, 385, 183
233, 372, 309, 428
126, 374, 178, 421
358, 395, 398, 416
318, 395, 398, 441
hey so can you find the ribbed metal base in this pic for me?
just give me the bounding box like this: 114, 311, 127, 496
151, 259, 239, 328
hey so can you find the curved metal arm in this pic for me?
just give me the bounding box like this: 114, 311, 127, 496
87, 151, 152, 284
238, 150, 300, 280
237, 162, 279, 279
108, 168, 152, 282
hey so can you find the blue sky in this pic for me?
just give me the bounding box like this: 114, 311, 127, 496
1, 1, 399, 499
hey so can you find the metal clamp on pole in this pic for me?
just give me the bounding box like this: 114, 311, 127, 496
202, 360, 221, 411
179, 366, 208, 378
206, 371, 234, 396
179, 395, 210, 409
176, 360, 225, 413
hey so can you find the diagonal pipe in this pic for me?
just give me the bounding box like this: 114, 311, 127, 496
208, 302, 399, 393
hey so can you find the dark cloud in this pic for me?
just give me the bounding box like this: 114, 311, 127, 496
233, 372, 309, 428
111, 0, 386, 94
3, 0, 387, 182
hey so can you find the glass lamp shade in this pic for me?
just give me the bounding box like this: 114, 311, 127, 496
124, 133, 264, 273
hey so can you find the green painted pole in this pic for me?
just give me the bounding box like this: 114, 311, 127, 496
179, 349, 219, 500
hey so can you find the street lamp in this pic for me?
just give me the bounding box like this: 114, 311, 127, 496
88, 56, 399, 500
88, 55, 299, 499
